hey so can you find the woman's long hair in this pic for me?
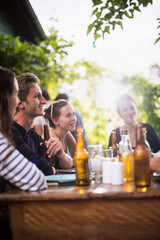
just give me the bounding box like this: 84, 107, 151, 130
0, 67, 15, 142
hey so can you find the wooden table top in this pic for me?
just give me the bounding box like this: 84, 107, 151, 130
0, 177, 160, 202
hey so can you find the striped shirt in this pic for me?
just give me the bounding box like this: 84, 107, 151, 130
0, 132, 47, 191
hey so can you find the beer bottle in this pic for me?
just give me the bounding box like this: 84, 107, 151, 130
74, 127, 90, 186
43, 124, 53, 165
133, 123, 150, 188
111, 131, 119, 158
120, 129, 134, 182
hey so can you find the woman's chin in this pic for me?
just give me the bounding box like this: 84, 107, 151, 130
69, 126, 76, 131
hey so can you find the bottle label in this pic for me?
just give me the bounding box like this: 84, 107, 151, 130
75, 158, 90, 180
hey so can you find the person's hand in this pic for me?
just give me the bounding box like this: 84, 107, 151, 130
150, 154, 160, 172
46, 137, 63, 158
52, 167, 56, 175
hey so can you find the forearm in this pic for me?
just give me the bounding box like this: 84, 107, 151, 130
150, 156, 160, 172
57, 152, 73, 169
0, 140, 47, 191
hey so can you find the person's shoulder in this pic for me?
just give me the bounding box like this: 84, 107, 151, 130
141, 122, 154, 130
12, 121, 25, 133
0, 132, 6, 142
50, 129, 58, 139
109, 127, 120, 139
66, 131, 75, 140
110, 127, 120, 133
0, 132, 11, 148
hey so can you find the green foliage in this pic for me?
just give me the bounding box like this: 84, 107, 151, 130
0, 27, 81, 99
155, 18, 160, 44
1, 24, 160, 147
68, 61, 109, 147
87, 0, 156, 41
0, 29, 109, 146
119, 75, 160, 136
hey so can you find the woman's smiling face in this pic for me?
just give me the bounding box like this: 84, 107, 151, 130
54, 103, 77, 132
118, 99, 137, 125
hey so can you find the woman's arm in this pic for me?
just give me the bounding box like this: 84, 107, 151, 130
0, 134, 47, 191
150, 153, 160, 172
47, 132, 74, 169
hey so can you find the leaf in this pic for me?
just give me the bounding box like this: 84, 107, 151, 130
104, 26, 110, 34
104, 12, 114, 20
111, 21, 116, 30
94, 32, 101, 40
91, 7, 98, 17
124, 9, 134, 19
134, 6, 141, 12
96, 11, 102, 19
115, 11, 124, 20
154, 37, 160, 45
87, 24, 94, 35
95, 21, 103, 31
92, 0, 103, 7
117, 21, 123, 30
129, 9, 134, 18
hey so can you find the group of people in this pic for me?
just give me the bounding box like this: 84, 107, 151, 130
0, 68, 80, 196
1, 66, 160, 197
1, 66, 160, 238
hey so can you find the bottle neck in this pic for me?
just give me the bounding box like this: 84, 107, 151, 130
137, 126, 144, 145
76, 131, 84, 149
44, 124, 50, 141
112, 132, 117, 146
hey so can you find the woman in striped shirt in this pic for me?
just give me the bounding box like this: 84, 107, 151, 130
0, 66, 47, 192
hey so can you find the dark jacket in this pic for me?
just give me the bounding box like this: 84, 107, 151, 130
108, 123, 160, 153
12, 121, 53, 176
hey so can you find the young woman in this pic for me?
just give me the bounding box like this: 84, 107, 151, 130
108, 93, 160, 153
45, 99, 77, 169
0, 66, 47, 192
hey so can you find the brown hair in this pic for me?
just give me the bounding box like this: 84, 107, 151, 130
45, 99, 69, 129
116, 93, 136, 114
16, 72, 40, 102
0, 66, 15, 141
54, 93, 69, 101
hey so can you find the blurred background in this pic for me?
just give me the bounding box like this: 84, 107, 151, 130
0, 0, 160, 147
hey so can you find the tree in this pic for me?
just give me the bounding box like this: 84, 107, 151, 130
0, 29, 108, 145
120, 75, 160, 136
87, 0, 160, 44
0, 27, 81, 98
1, 24, 160, 146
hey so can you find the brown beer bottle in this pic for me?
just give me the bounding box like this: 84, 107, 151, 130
133, 123, 150, 188
74, 127, 90, 186
43, 124, 52, 165
111, 131, 119, 158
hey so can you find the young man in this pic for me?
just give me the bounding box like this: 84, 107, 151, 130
12, 73, 72, 175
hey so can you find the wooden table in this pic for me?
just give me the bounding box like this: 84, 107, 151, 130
1, 178, 160, 240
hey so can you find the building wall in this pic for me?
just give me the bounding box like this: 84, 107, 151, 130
0, 5, 16, 37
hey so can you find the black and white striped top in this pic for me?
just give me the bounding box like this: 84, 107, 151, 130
0, 132, 47, 191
